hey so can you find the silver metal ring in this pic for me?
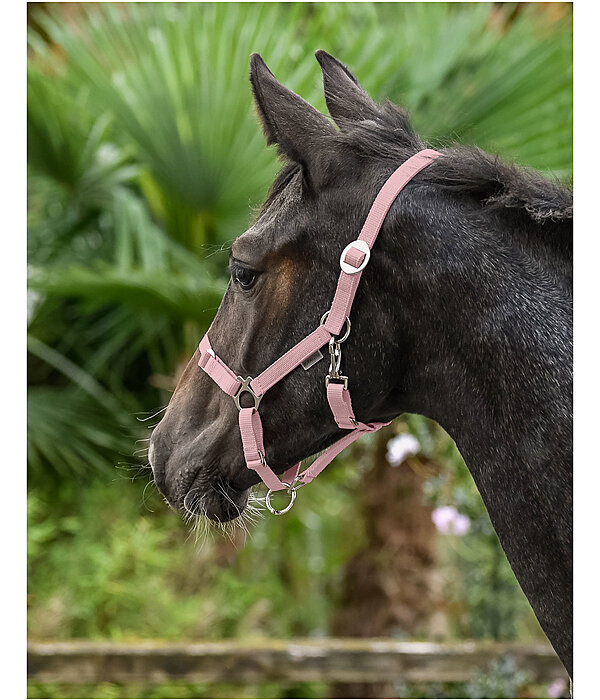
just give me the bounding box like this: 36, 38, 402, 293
234, 376, 262, 411
340, 240, 370, 274
320, 312, 351, 343
265, 483, 297, 515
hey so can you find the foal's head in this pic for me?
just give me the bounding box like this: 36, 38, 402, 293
150, 51, 572, 522
150, 52, 423, 520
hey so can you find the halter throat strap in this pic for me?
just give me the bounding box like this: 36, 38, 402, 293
197, 149, 441, 506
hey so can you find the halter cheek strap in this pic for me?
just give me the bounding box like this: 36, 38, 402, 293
197, 149, 441, 512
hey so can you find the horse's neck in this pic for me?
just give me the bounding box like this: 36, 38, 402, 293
392, 207, 572, 672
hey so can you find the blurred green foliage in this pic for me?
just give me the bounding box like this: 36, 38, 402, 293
27, 447, 374, 640
27, 3, 571, 698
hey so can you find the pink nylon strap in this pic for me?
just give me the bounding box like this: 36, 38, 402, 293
296, 420, 391, 486
326, 382, 357, 430
324, 148, 441, 336
198, 335, 241, 396
250, 325, 331, 396
238, 407, 300, 491
238, 394, 385, 491
238, 408, 265, 472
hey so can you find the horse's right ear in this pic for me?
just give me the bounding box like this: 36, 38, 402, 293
315, 50, 379, 126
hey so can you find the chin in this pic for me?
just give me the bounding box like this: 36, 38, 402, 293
180, 480, 250, 523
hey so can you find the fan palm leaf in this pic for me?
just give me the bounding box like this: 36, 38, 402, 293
33, 3, 571, 248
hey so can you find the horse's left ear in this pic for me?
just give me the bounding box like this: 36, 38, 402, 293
315, 50, 379, 126
249, 53, 335, 172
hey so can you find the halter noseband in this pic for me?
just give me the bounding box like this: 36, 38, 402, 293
197, 149, 440, 514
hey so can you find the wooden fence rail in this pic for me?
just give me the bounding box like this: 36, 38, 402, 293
28, 639, 567, 685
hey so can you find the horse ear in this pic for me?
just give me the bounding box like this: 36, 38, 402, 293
249, 53, 334, 170
315, 50, 379, 125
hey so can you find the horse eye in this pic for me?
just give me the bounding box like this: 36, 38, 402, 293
232, 266, 257, 290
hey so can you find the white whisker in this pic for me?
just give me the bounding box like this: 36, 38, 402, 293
135, 406, 168, 423
141, 478, 157, 512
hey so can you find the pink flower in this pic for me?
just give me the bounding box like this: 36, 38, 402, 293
548, 678, 567, 698
386, 433, 420, 466
431, 505, 471, 536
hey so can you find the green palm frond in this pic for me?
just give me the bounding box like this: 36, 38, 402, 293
27, 336, 140, 479
27, 65, 96, 186
28, 335, 126, 415
30, 264, 224, 322
27, 66, 139, 269
28, 183, 225, 415
318, 3, 572, 176
27, 387, 138, 480
27, 64, 138, 203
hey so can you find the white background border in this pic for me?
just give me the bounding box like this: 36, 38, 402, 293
7, 0, 596, 697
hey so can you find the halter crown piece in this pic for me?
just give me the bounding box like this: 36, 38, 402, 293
197, 149, 441, 514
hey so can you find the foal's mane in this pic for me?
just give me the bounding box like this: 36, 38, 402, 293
425, 146, 573, 224
262, 103, 573, 238
334, 105, 573, 225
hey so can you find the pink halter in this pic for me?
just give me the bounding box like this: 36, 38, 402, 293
197, 149, 440, 513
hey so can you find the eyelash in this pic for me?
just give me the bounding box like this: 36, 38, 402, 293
229, 263, 259, 290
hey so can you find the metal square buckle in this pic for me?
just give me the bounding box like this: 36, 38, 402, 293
325, 375, 349, 390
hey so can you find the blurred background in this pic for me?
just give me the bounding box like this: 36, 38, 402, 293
27, 3, 572, 699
